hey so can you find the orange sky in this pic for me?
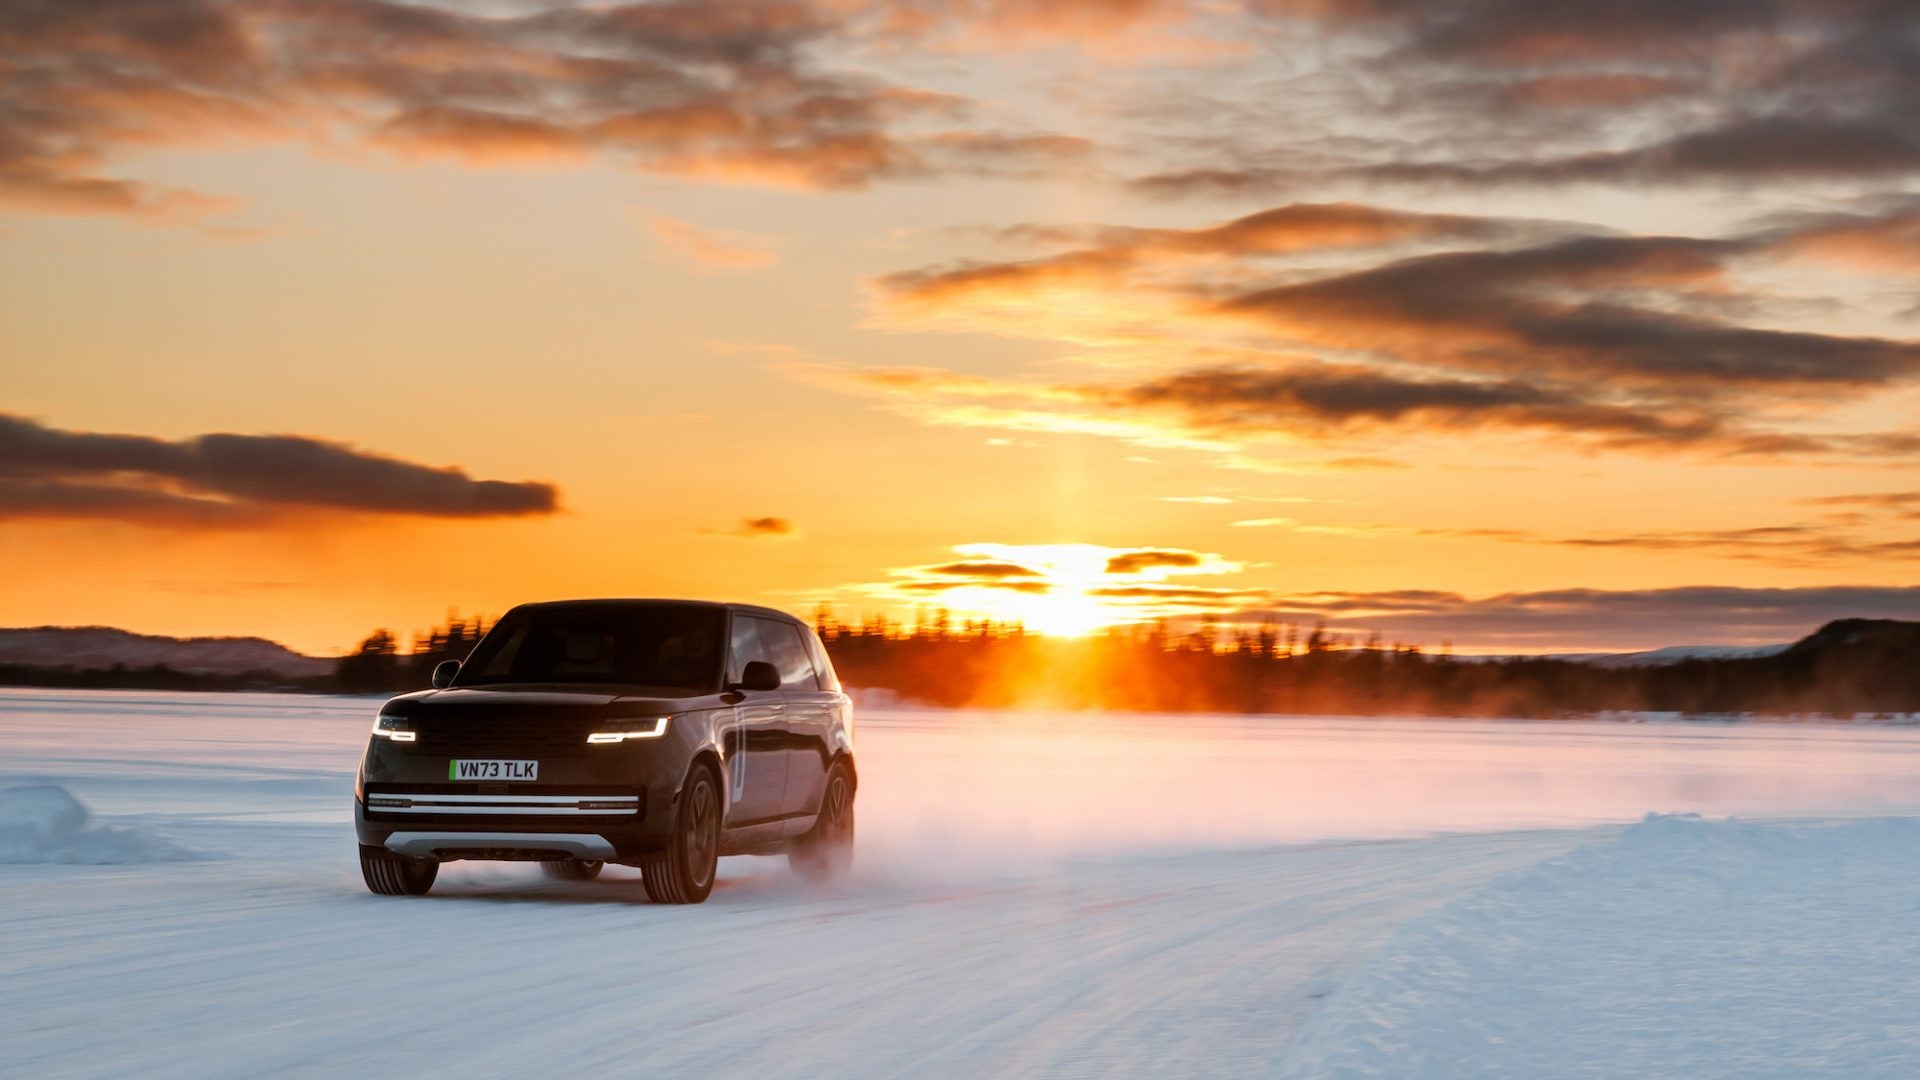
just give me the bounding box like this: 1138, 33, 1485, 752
4, 0, 1919, 655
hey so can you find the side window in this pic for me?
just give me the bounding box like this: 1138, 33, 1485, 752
754, 618, 819, 690
727, 616, 770, 686
803, 628, 841, 692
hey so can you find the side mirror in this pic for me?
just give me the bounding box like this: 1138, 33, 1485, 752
431, 660, 461, 689
732, 660, 781, 693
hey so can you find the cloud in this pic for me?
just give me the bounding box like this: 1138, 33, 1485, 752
843, 203, 1920, 465
923, 561, 1045, 578
635, 211, 778, 271
897, 578, 1051, 594
861, 541, 1246, 622
1230, 585, 1920, 651
879, 202, 1534, 307
0, 414, 558, 525
1217, 233, 1920, 390
1089, 584, 1267, 601
707, 516, 797, 538
1806, 490, 1920, 516
1763, 200, 1920, 278
0, 0, 1091, 225
861, 0, 1216, 57
1541, 526, 1920, 568
1134, 1, 1920, 197
1104, 549, 1202, 574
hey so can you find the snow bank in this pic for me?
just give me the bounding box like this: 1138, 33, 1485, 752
0, 786, 198, 864
1275, 814, 1920, 1079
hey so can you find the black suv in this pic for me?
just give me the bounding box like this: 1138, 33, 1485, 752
354, 599, 855, 903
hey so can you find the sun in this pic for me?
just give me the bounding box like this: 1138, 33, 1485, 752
1004, 588, 1114, 638
878, 542, 1244, 638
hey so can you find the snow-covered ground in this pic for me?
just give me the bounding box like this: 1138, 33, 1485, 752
4, 690, 1920, 1078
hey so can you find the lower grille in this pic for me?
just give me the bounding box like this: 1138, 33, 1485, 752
367, 792, 640, 816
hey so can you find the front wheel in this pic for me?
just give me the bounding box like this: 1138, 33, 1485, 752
641, 764, 721, 904
360, 844, 438, 896
789, 761, 854, 884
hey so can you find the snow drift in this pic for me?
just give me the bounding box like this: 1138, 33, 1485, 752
1275, 814, 1920, 1079
0, 785, 198, 864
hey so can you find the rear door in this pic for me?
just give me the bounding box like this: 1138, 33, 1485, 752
752, 617, 834, 819
724, 615, 788, 824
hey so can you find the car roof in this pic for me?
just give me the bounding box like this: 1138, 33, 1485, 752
508, 598, 806, 625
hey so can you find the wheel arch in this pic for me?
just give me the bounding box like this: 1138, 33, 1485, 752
685, 749, 726, 819
830, 749, 857, 795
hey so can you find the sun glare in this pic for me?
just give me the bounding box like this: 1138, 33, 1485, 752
882, 542, 1243, 637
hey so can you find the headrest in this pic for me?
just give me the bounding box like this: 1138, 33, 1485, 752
564, 631, 605, 665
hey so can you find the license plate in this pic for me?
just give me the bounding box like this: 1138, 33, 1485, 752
449, 759, 538, 781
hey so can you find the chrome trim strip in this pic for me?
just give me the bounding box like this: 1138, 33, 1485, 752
375, 805, 639, 815
385, 832, 617, 859
373, 793, 637, 805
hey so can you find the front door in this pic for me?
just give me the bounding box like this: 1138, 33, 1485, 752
723, 616, 787, 824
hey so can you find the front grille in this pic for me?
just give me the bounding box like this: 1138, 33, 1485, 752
363, 785, 646, 822
365, 792, 640, 815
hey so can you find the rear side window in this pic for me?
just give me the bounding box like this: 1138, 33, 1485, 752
753, 618, 819, 690
803, 628, 841, 692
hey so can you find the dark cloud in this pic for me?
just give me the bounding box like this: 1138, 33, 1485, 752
881, 202, 1530, 302
897, 578, 1051, 594
1117, 366, 1732, 448
1232, 585, 1920, 650
0, 0, 1087, 223
1124, 2, 1920, 196
1220, 233, 1920, 389
924, 561, 1044, 578
1349, 118, 1920, 189
0, 414, 558, 524
860, 208, 1920, 461
1090, 584, 1266, 601
1104, 549, 1204, 574
705, 516, 796, 538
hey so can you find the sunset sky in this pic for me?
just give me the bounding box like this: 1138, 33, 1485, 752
5, 0, 1920, 655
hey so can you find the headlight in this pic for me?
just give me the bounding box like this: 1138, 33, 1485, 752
371, 713, 416, 742
587, 716, 670, 743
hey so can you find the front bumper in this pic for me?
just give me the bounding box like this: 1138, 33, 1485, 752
353, 788, 674, 862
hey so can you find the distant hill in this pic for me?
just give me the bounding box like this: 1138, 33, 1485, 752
1589, 643, 1791, 668
0, 627, 332, 679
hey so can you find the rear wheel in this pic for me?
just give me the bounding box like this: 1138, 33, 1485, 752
641, 764, 721, 904
360, 844, 438, 896
790, 760, 854, 884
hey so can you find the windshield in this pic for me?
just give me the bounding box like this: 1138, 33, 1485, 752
456, 604, 726, 692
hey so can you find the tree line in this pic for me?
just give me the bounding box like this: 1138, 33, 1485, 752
321, 608, 1920, 716
6, 609, 1913, 717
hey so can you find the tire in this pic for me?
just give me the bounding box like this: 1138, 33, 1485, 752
641, 764, 721, 904
540, 860, 603, 881
360, 844, 439, 896
789, 760, 855, 884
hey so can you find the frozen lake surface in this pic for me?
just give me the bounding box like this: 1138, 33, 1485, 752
4, 690, 1920, 1077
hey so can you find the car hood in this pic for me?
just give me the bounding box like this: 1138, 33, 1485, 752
381, 684, 708, 720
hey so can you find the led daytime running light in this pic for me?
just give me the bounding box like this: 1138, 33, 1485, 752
372, 713, 416, 742
587, 716, 671, 743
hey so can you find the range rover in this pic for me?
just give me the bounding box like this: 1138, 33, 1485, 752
353, 599, 855, 903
